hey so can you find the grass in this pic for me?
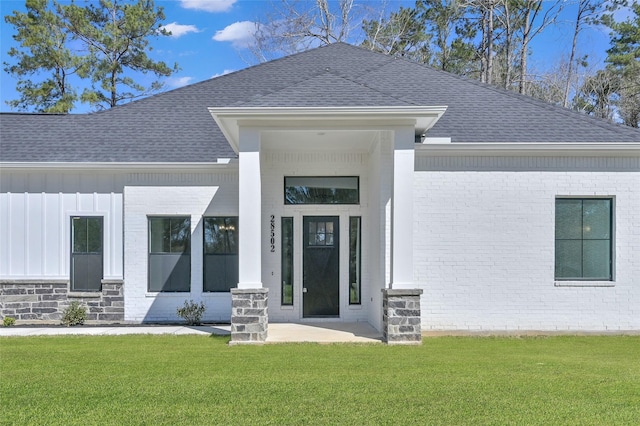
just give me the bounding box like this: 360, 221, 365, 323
1, 335, 639, 425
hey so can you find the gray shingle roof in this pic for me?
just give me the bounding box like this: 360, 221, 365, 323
1, 43, 638, 163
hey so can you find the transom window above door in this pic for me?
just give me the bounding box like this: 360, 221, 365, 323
285, 176, 359, 205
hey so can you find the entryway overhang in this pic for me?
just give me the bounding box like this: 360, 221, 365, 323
207, 106, 448, 344
208, 106, 448, 153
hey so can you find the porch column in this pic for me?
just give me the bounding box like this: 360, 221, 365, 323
238, 127, 262, 289
382, 126, 422, 344
231, 127, 268, 344
390, 126, 415, 288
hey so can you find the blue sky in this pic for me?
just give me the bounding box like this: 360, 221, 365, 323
0, 0, 622, 113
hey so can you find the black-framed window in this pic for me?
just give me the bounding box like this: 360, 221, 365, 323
555, 198, 612, 280
281, 217, 294, 305
349, 216, 361, 304
203, 217, 238, 292
148, 217, 190, 292
285, 176, 359, 205
71, 216, 103, 292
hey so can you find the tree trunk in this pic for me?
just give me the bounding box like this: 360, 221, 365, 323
503, 0, 513, 90
519, 8, 531, 95
564, 3, 582, 108
480, 8, 488, 83
486, 0, 494, 84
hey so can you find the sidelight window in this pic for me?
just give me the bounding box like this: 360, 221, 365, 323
349, 216, 361, 304
281, 217, 294, 305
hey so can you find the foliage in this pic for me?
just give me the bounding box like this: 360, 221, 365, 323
604, 2, 640, 127
419, 0, 477, 76
1, 336, 640, 424
361, 7, 431, 63
573, 68, 620, 120
60, 301, 87, 326
2, 317, 16, 327
3, 0, 87, 113
176, 300, 205, 326
3, 0, 177, 112
58, 0, 178, 110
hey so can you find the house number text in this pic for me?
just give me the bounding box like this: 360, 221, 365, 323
270, 215, 275, 252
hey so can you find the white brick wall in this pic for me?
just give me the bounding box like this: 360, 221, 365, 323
414, 156, 640, 331
124, 175, 238, 322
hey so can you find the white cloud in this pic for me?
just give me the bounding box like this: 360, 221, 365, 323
166, 76, 194, 88
162, 22, 200, 38
211, 69, 234, 78
179, 0, 237, 13
212, 21, 257, 48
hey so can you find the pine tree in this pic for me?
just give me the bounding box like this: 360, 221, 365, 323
4, 0, 87, 113
59, 0, 178, 110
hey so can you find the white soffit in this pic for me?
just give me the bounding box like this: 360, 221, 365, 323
208, 106, 448, 152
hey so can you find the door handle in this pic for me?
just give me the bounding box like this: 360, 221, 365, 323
302, 288, 307, 293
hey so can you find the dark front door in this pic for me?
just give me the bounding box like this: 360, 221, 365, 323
303, 216, 340, 317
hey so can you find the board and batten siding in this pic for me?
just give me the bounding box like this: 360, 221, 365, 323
0, 171, 124, 280
413, 153, 640, 331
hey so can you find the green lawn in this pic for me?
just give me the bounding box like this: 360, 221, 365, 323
1, 335, 639, 425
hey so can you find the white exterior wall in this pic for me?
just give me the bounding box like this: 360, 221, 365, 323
414, 155, 640, 331
261, 150, 374, 323
0, 170, 124, 280
123, 172, 238, 322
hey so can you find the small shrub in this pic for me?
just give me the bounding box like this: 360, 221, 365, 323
176, 300, 206, 326
61, 301, 87, 326
3, 316, 16, 327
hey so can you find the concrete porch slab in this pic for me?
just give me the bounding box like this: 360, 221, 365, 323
266, 322, 382, 343
0, 322, 383, 343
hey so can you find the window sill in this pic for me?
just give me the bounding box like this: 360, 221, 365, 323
68, 292, 101, 298
555, 281, 615, 287
280, 305, 294, 310
145, 292, 190, 297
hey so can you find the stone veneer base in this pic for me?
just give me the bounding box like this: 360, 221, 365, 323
230, 288, 268, 345
0, 280, 124, 322
382, 288, 423, 344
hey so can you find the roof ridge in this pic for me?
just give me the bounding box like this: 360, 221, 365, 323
232, 68, 328, 107
330, 66, 422, 107
323, 45, 424, 107
232, 49, 419, 108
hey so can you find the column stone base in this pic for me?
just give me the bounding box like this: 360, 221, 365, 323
230, 288, 268, 345
382, 288, 423, 345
